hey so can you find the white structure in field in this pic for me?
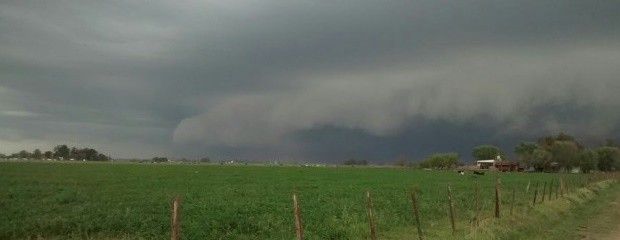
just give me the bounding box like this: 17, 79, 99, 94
476, 155, 502, 169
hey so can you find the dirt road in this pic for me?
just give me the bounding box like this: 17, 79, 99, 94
579, 194, 620, 240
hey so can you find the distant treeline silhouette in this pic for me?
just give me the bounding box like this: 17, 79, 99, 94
0, 144, 110, 161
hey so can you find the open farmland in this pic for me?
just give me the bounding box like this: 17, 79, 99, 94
0, 162, 593, 239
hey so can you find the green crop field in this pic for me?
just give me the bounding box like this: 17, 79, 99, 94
0, 162, 588, 239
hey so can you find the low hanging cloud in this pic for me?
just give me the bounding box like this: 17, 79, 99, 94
173, 42, 620, 150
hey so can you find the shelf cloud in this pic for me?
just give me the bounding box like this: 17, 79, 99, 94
2, 0, 620, 160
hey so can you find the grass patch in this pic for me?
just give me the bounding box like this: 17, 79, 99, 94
0, 162, 599, 239
464, 180, 619, 240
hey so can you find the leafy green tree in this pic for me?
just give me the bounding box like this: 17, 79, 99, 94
551, 141, 580, 172
343, 159, 368, 166
538, 132, 583, 151
555, 132, 580, 144
152, 157, 168, 163
96, 153, 109, 161
200, 157, 211, 163
69, 147, 79, 160
17, 150, 32, 159
596, 147, 620, 171
82, 148, 98, 160
578, 149, 598, 173
531, 148, 552, 171
344, 159, 357, 165
32, 149, 42, 160
421, 152, 459, 169
53, 145, 70, 160
472, 145, 502, 160
538, 136, 556, 151
43, 151, 53, 159
59, 147, 107, 161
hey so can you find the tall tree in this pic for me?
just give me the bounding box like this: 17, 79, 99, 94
152, 157, 168, 163
472, 145, 502, 160
551, 141, 580, 172
578, 149, 598, 173
69, 147, 80, 160
53, 145, 70, 160
531, 148, 552, 171
17, 150, 32, 159
596, 146, 620, 172
32, 149, 42, 160
421, 152, 459, 169
95, 153, 109, 161
538, 136, 556, 151
538, 132, 583, 151
556, 132, 578, 143
82, 148, 99, 160
43, 151, 53, 159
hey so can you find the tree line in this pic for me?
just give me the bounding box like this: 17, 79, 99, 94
513, 133, 619, 173
0, 144, 110, 161
391, 133, 619, 172
343, 159, 369, 166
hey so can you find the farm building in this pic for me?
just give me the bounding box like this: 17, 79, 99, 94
476, 159, 496, 169
495, 161, 523, 172
476, 155, 524, 172
476, 155, 501, 169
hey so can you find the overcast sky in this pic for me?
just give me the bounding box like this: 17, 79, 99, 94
1, 0, 619, 162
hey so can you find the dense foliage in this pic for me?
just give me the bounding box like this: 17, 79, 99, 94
513, 133, 619, 172
343, 159, 369, 166
419, 152, 459, 169
0, 144, 109, 161
472, 145, 503, 160
152, 157, 169, 163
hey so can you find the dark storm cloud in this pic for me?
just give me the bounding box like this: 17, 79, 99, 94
1, 0, 620, 160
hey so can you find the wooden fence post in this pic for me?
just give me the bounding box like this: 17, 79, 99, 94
559, 178, 564, 198
525, 181, 531, 195
532, 182, 538, 206
510, 186, 516, 216
410, 189, 424, 240
292, 193, 304, 240
366, 190, 377, 240
555, 179, 559, 199
474, 181, 480, 226
171, 195, 180, 240
541, 182, 546, 203
548, 180, 553, 201
494, 178, 500, 218
447, 184, 456, 235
